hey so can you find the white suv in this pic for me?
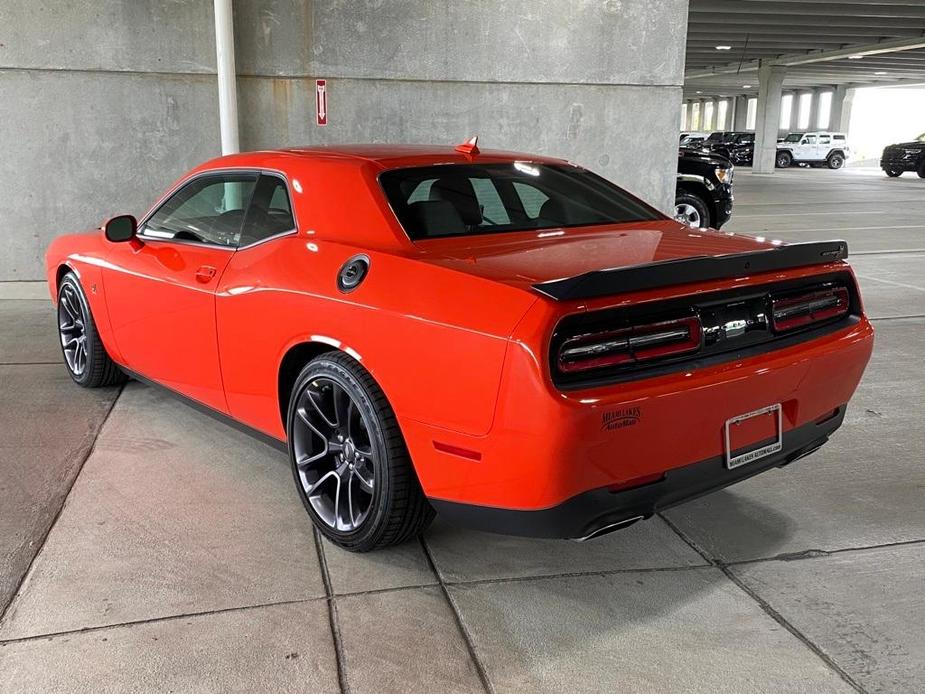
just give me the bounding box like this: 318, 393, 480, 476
776, 132, 849, 169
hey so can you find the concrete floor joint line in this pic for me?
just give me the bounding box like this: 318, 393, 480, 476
658, 513, 869, 694
0, 383, 125, 625
419, 537, 495, 694
314, 530, 350, 694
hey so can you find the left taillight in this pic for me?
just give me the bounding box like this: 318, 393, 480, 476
770, 285, 850, 333
557, 316, 702, 374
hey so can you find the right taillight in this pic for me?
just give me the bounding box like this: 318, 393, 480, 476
770, 285, 850, 333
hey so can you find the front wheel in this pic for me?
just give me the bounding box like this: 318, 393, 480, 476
827, 153, 845, 170
917, 160, 925, 179
674, 193, 710, 229
775, 151, 792, 168
57, 273, 125, 388
287, 352, 434, 552
884, 169, 903, 178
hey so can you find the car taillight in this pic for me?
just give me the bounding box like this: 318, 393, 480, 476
558, 316, 702, 374
770, 285, 849, 332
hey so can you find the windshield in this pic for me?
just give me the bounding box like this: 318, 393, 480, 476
917, 132, 925, 143
705, 132, 726, 142
783, 133, 804, 143
379, 163, 663, 240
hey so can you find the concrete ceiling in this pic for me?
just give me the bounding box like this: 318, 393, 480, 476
684, 0, 925, 99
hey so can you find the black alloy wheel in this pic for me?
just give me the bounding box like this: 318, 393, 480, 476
776, 151, 792, 168
287, 352, 433, 551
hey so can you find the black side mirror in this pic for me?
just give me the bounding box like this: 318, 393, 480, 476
104, 215, 137, 242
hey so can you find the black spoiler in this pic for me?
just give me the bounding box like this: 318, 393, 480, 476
532, 240, 849, 301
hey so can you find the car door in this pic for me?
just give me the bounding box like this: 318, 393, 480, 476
214, 173, 301, 436
102, 171, 258, 412
816, 134, 832, 160
798, 134, 817, 161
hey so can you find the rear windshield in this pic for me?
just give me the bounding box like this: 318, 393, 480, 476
379, 163, 662, 240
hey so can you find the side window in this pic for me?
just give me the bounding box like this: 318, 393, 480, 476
833, 134, 846, 141
818, 135, 831, 145
802, 135, 817, 145
470, 178, 510, 225
239, 174, 296, 247
143, 174, 257, 247
513, 181, 549, 219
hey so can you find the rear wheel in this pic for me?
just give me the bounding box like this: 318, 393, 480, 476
827, 152, 845, 170
917, 160, 925, 178
57, 273, 125, 388
674, 193, 710, 229
287, 352, 434, 552
775, 151, 792, 168
884, 169, 903, 178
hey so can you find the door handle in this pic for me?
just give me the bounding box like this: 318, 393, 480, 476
195, 265, 217, 283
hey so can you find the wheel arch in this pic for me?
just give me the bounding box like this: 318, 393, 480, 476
277, 340, 341, 434
676, 180, 716, 224
54, 262, 78, 296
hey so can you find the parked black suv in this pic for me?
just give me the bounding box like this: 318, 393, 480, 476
881, 133, 925, 177
675, 149, 734, 229
686, 131, 755, 166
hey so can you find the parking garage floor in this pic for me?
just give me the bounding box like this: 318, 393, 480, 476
1, 167, 923, 693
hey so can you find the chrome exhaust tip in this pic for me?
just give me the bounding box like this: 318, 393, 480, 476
574, 515, 645, 542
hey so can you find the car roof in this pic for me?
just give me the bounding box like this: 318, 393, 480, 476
196, 144, 570, 172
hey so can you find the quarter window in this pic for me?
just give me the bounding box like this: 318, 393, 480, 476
143, 174, 257, 247
238, 174, 296, 247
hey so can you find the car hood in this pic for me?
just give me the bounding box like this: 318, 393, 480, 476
414, 221, 778, 291
889, 141, 925, 149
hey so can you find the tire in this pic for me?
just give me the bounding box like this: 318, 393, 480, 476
674, 192, 711, 229
57, 272, 125, 388
884, 169, 903, 178
827, 152, 845, 170
917, 160, 925, 179
287, 352, 434, 552
775, 151, 792, 168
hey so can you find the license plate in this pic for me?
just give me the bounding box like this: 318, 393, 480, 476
724, 403, 783, 469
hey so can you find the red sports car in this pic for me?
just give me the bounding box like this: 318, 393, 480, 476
46, 140, 874, 551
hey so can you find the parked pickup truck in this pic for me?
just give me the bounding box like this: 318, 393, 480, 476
881, 133, 925, 178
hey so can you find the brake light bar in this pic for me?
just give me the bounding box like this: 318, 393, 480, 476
558, 316, 702, 373
771, 285, 849, 332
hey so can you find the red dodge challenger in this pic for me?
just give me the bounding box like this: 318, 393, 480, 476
46, 140, 874, 551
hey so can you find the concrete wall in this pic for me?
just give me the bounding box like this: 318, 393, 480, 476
1, 0, 687, 280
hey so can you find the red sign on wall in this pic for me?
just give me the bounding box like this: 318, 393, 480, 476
316, 79, 328, 126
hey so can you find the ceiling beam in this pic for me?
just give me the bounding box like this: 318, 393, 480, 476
686, 36, 925, 79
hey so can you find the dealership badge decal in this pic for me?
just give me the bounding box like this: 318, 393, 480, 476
602, 407, 640, 431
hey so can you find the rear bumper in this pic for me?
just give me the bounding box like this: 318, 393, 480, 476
431, 406, 845, 539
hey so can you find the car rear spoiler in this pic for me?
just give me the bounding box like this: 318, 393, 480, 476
532, 240, 849, 301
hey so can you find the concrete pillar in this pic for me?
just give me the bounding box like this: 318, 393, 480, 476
829, 85, 854, 133
697, 99, 706, 130
732, 96, 748, 130
753, 62, 787, 173
710, 98, 719, 130
807, 89, 821, 132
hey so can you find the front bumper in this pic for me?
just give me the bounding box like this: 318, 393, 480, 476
431, 406, 845, 539
880, 157, 919, 172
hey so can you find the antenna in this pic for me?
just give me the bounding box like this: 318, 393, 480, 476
455, 136, 480, 156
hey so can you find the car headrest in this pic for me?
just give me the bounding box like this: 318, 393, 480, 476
407, 200, 466, 237
429, 177, 482, 226
538, 198, 570, 226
